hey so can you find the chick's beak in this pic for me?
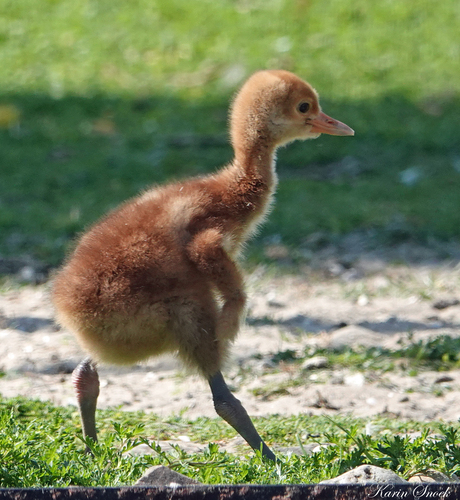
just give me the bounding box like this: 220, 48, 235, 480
309, 111, 354, 136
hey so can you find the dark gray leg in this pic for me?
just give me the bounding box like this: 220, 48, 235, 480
72, 357, 99, 451
209, 371, 276, 461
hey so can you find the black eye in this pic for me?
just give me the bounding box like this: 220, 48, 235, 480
298, 102, 310, 114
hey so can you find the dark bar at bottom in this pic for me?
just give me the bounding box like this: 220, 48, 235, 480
0, 484, 458, 500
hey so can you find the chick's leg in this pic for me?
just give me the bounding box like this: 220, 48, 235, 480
186, 229, 246, 342
72, 357, 100, 450
209, 371, 276, 461
188, 229, 274, 459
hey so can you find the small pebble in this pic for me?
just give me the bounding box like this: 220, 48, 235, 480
302, 356, 328, 370
344, 373, 365, 387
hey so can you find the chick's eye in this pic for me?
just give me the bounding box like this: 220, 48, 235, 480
298, 102, 310, 114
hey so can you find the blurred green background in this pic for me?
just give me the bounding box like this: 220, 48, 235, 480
0, 0, 459, 268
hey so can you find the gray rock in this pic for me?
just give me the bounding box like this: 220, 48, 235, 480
135, 465, 201, 486
327, 325, 386, 350
408, 470, 454, 483
320, 464, 408, 484
302, 356, 328, 370
278, 442, 333, 456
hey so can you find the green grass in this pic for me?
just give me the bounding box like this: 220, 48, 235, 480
0, 0, 459, 266
2, 396, 460, 486
301, 335, 460, 373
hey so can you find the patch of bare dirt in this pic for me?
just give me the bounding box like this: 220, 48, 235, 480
1, 256, 460, 427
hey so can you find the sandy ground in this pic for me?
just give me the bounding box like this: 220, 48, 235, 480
1, 252, 460, 434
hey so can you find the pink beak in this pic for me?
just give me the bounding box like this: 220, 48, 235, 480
309, 111, 354, 136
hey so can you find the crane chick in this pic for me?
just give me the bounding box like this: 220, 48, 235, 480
53, 70, 354, 461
